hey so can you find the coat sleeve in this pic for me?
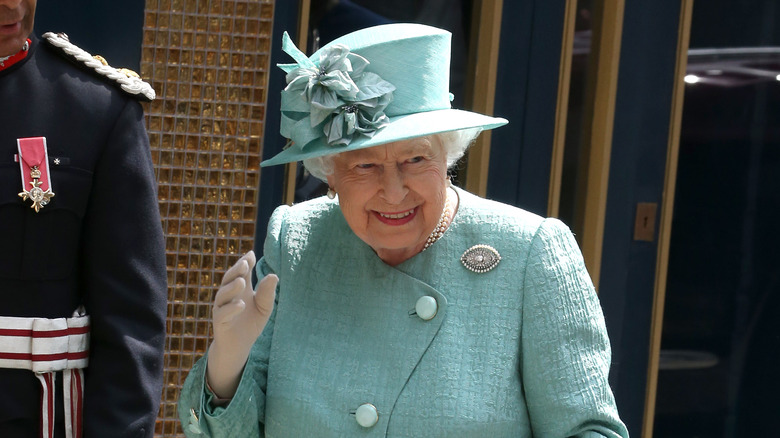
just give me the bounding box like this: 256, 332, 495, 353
178, 205, 289, 437
520, 218, 629, 438
79, 99, 168, 437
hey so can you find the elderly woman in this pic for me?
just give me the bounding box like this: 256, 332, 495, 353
179, 23, 628, 437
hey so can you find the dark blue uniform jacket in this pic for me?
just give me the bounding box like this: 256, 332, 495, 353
0, 35, 167, 438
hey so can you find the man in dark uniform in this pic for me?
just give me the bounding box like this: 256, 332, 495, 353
0, 1, 167, 437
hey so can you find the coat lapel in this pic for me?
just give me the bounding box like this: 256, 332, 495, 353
265, 211, 448, 435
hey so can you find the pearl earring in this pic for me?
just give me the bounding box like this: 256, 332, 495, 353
327, 188, 336, 199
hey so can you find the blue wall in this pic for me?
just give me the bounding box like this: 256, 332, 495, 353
600, 2, 682, 435
488, 0, 565, 216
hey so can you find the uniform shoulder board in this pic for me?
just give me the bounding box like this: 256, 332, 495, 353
42, 32, 156, 101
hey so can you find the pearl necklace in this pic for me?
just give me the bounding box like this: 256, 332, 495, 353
422, 193, 452, 251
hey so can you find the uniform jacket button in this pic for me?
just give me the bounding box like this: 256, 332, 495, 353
355, 403, 379, 428
415, 296, 438, 321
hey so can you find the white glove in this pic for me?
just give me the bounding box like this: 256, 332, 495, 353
206, 251, 277, 399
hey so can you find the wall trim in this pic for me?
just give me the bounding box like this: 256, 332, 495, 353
465, 0, 504, 197
641, 1, 694, 436
578, 0, 625, 288
547, 0, 578, 218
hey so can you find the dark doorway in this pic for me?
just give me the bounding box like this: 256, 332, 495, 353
654, 1, 780, 436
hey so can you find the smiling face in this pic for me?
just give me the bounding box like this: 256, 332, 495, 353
0, 0, 36, 57
327, 136, 450, 265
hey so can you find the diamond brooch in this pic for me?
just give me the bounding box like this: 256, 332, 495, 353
460, 244, 501, 273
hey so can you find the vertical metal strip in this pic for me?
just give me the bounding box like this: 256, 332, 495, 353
464, 0, 504, 197
642, 1, 694, 436
547, 0, 578, 218
578, 0, 625, 289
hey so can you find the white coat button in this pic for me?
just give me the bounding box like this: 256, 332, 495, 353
415, 296, 438, 321
355, 403, 379, 428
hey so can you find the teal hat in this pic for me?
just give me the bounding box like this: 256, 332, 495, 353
261, 23, 508, 167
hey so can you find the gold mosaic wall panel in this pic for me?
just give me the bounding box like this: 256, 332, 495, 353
140, 0, 275, 435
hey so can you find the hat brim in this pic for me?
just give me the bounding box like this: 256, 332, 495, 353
261, 109, 508, 167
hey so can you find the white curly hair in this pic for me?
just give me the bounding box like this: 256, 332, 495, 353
302, 128, 482, 182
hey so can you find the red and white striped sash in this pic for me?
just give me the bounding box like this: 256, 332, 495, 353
0, 308, 89, 438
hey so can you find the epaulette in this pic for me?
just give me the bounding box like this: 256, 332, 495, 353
42, 32, 156, 101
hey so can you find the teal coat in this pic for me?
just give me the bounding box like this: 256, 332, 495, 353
179, 188, 628, 437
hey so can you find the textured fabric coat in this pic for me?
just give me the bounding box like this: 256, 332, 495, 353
179, 188, 628, 437
0, 35, 167, 437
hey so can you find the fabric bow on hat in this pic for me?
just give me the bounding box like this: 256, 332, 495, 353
279, 32, 395, 148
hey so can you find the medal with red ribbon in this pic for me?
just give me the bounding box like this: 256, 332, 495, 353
17, 137, 55, 212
